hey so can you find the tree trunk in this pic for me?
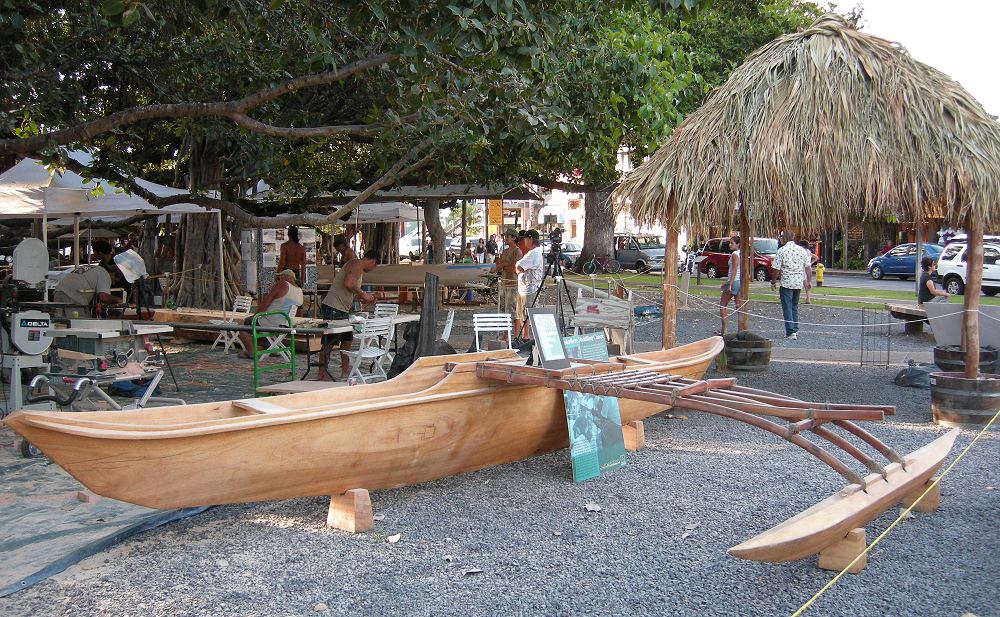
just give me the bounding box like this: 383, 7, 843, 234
576, 189, 614, 272
424, 199, 446, 264
166, 135, 228, 308
365, 222, 396, 264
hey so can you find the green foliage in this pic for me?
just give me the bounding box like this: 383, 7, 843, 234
0, 0, 814, 215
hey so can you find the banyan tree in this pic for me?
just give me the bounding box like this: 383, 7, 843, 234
613, 13, 1000, 378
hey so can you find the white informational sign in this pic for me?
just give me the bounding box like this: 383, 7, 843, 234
527, 308, 571, 370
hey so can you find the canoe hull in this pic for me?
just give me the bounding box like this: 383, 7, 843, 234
6, 338, 722, 509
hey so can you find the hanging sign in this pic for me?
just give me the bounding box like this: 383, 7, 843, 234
487, 199, 503, 227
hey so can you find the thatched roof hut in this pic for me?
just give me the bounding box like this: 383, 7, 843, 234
613, 13, 1000, 376
614, 13, 1000, 231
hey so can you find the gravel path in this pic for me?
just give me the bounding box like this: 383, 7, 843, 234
1, 306, 996, 616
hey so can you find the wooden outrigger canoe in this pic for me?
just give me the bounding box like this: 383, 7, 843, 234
4, 338, 722, 510
5, 335, 960, 564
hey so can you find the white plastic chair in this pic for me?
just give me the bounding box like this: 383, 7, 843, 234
210, 295, 253, 353
343, 317, 394, 383
373, 303, 400, 318
473, 313, 513, 352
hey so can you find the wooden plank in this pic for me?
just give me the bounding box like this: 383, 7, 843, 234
232, 399, 290, 414
256, 381, 349, 394
817, 528, 867, 574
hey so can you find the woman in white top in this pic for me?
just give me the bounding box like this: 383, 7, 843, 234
717, 235, 742, 335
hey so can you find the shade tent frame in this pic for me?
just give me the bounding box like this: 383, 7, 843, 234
0, 157, 225, 311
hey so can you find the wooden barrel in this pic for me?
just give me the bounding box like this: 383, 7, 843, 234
723, 334, 772, 372
933, 345, 998, 374
929, 372, 1000, 427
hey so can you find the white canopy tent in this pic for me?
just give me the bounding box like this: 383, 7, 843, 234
0, 157, 226, 311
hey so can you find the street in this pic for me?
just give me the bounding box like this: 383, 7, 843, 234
820, 273, 918, 291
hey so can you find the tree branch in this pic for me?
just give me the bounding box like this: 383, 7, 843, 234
0, 52, 400, 155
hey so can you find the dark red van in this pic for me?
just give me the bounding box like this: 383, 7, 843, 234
698, 237, 777, 281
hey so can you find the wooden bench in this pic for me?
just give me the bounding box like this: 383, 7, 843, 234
255, 380, 348, 395
885, 303, 927, 334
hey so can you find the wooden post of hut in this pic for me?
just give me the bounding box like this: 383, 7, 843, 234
661, 197, 679, 349
962, 219, 984, 377
738, 205, 751, 332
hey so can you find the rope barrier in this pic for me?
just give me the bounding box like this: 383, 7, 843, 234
791, 408, 999, 616
623, 283, 979, 331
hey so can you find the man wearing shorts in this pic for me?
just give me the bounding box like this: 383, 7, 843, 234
316, 250, 380, 380
491, 228, 522, 328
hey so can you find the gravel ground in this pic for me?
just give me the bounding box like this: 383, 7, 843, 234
1, 306, 996, 616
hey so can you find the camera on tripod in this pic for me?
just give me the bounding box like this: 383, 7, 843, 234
547, 226, 563, 254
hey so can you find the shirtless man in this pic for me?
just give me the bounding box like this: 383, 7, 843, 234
316, 250, 380, 380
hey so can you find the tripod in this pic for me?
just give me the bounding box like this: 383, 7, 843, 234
521, 249, 576, 338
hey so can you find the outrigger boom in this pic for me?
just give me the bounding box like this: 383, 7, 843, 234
475, 359, 959, 563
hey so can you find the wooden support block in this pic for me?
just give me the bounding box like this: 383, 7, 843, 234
622, 420, 645, 452
817, 528, 867, 574
900, 477, 941, 513
75, 490, 101, 504
327, 489, 373, 533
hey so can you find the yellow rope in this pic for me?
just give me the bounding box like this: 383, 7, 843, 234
791, 408, 1000, 616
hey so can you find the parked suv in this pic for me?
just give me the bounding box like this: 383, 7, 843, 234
698, 237, 775, 281
936, 242, 1000, 296
867, 243, 943, 280
613, 233, 664, 272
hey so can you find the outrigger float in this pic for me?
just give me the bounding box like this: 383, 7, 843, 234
5, 337, 958, 564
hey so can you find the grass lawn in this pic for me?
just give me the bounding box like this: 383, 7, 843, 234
563, 273, 1000, 309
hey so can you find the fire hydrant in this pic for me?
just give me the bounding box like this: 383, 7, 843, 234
815, 261, 825, 287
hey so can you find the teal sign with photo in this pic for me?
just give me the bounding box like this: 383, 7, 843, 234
563, 390, 627, 482
563, 332, 609, 361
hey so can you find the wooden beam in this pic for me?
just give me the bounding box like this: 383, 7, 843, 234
415, 273, 440, 360
963, 218, 984, 378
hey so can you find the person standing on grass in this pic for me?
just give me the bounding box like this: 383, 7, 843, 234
771, 231, 812, 340
716, 235, 743, 336
917, 256, 950, 305
514, 230, 544, 341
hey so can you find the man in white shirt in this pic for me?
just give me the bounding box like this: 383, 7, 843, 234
514, 229, 544, 340
53, 241, 120, 313
770, 231, 812, 339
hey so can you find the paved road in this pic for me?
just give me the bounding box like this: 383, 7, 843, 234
821, 273, 918, 291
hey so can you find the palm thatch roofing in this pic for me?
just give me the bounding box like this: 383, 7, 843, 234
614, 13, 1000, 231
